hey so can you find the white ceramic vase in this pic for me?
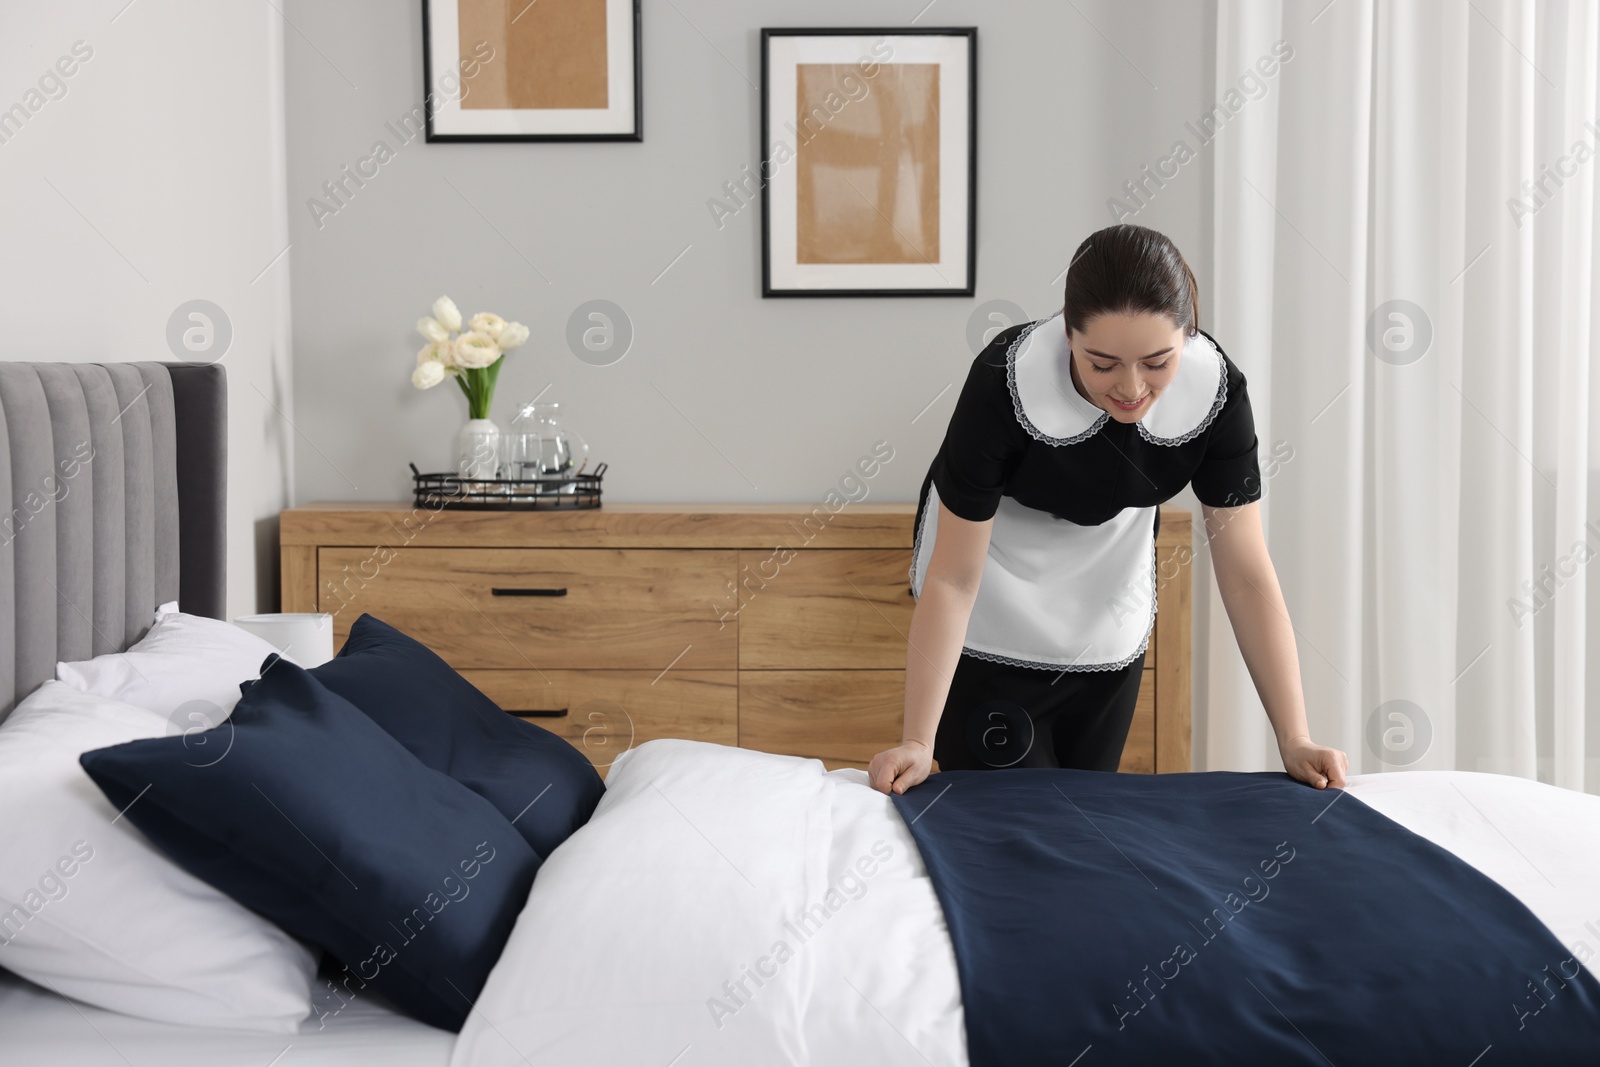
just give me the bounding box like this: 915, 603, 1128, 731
456, 418, 502, 480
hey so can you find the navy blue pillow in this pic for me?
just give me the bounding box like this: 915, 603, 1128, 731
79, 657, 539, 1032
302, 613, 603, 860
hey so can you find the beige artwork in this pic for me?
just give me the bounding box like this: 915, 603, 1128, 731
795, 63, 941, 265
458, 0, 609, 110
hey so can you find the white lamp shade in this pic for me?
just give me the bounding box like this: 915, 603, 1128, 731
232, 613, 335, 668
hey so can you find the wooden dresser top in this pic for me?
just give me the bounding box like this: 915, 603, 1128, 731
281, 502, 1193, 550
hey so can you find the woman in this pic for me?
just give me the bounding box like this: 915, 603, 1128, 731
868, 224, 1347, 795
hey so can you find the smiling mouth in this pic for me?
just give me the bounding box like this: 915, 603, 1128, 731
1108, 394, 1149, 410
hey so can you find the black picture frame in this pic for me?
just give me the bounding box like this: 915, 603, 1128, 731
422, 0, 643, 143
760, 27, 977, 298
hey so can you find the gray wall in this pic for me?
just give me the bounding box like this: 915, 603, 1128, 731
285, 1, 1216, 508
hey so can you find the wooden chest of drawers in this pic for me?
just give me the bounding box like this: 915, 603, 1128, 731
279, 503, 1193, 775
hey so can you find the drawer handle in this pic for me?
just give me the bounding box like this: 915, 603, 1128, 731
491, 587, 568, 597
509, 707, 570, 719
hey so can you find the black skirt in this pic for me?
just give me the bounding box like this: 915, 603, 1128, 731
932, 648, 1146, 772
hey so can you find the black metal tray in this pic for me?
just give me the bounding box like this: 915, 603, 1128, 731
410, 461, 607, 510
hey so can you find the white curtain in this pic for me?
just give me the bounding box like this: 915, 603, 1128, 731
1199, 0, 1600, 792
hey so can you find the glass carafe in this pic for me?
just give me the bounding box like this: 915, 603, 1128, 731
504, 401, 589, 494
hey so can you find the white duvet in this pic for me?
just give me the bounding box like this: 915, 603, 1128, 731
450, 741, 1600, 1067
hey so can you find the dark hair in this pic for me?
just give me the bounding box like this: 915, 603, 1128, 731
1061, 224, 1200, 337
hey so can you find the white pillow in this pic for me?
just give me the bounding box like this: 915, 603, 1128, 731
0, 680, 318, 1030
56, 607, 295, 722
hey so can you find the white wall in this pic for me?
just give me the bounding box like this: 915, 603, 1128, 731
0, 0, 294, 618
283, 0, 1217, 509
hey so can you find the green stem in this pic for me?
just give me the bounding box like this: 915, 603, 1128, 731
477, 358, 504, 420
453, 359, 502, 421
484, 354, 505, 405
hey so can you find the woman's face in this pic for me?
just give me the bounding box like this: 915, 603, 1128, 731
1066, 311, 1186, 423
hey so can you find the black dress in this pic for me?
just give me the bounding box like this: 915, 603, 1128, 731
910, 312, 1264, 771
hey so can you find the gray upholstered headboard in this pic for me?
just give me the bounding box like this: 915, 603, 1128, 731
0, 362, 227, 720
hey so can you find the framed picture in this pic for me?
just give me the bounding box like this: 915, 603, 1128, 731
422, 0, 642, 142
760, 27, 976, 298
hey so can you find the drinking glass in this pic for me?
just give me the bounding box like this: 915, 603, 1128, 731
504, 401, 588, 495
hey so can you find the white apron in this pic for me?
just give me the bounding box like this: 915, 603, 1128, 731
909, 312, 1226, 671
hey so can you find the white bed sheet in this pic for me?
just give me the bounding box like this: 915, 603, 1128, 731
0, 967, 454, 1067
451, 743, 1600, 1067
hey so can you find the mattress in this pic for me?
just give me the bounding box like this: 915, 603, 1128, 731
0, 966, 454, 1067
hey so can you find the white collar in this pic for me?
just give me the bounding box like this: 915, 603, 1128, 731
1004, 312, 1227, 447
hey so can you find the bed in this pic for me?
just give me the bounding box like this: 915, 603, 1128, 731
2, 361, 1598, 1065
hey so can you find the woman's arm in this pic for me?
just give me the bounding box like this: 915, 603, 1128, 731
1202, 500, 1348, 789
867, 502, 992, 795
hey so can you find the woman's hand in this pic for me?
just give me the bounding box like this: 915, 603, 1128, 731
1279, 735, 1349, 789
868, 740, 934, 796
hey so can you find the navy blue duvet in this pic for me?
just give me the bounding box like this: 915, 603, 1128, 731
891, 769, 1600, 1065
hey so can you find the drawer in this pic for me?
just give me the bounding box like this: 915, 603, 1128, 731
463, 669, 738, 779
736, 549, 915, 669
318, 547, 736, 670
1117, 669, 1157, 774
739, 670, 905, 771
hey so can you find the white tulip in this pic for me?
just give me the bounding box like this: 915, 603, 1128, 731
469, 312, 507, 337
452, 330, 502, 369
496, 321, 530, 350
432, 296, 463, 333
416, 339, 451, 367
417, 316, 449, 343
412, 360, 447, 389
